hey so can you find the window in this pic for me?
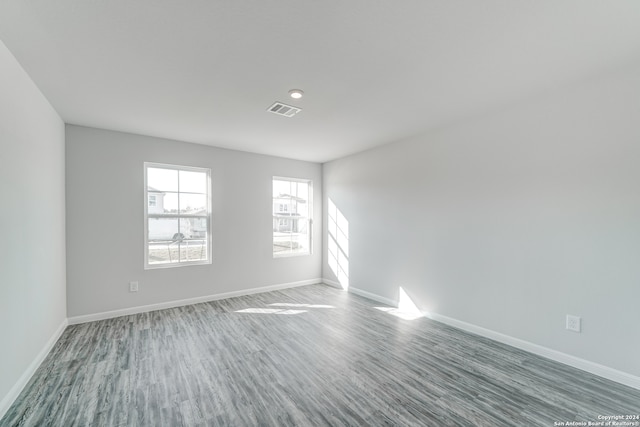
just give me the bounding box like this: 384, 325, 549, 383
144, 163, 211, 268
273, 177, 312, 257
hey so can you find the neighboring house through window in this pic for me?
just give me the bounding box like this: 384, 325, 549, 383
273, 177, 312, 257
144, 163, 212, 268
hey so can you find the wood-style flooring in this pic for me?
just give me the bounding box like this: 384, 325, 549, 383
2, 284, 639, 426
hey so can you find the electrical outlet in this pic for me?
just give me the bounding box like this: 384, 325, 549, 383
566, 314, 581, 333
129, 281, 139, 292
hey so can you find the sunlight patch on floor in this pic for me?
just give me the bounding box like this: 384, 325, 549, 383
374, 287, 424, 320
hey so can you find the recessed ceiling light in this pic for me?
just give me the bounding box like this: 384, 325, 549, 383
288, 89, 304, 99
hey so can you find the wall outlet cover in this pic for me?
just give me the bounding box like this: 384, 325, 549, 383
566, 314, 581, 333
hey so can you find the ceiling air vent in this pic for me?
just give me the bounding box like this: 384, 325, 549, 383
267, 102, 301, 117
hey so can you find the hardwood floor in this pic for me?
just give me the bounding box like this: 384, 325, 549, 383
3, 284, 639, 426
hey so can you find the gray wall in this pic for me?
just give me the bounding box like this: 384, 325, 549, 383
0, 41, 66, 409
323, 60, 640, 376
66, 125, 322, 317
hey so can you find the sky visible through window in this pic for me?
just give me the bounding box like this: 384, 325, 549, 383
147, 168, 207, 213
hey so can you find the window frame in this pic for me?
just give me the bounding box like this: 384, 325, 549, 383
272, 176, 313, 258
144, 162, 212, 269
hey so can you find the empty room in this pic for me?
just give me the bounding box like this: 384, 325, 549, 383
1, 1, 639, 426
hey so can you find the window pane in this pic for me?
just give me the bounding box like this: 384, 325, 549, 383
276, 218, 308, 254
147, 168, 178, 192
297, 194, 309, 217
160, 193, 178, 214
179, 193, 207, 215
273, 180, 291, 198
148, 217, 180, 265
148, 217, 179, 241
148, 192, 162, 213
179, 170, 207, 193
273, 232, 293, 254
179, 238, 208, 262
148, 215, 208, 264
294, 182, 309, 201
179, 217, 208, 239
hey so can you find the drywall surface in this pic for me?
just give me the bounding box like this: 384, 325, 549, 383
66, 125, 322, 317
0, 41, 66, 410
323, 60, 640, 376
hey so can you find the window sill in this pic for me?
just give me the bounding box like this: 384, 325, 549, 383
273, 252, 311, 259
144, 260, 212, 270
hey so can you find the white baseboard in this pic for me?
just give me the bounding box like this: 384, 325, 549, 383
68, 278, 322, 325
344, 285, 640, 391
0, 318, 68, 420
348, 285, 397, 307
427, 312, 640, 391
321, 279, 342, 289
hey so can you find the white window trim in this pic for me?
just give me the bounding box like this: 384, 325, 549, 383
273, 176, 313, 258
144, 162, 212, 269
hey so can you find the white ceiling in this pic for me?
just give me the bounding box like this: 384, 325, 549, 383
1, 1, 640, 163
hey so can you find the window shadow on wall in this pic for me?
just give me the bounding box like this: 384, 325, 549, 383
328, 198, 349, 289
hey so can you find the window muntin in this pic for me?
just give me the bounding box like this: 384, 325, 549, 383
273, 177, 312, 257
144, 163, 211, 268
